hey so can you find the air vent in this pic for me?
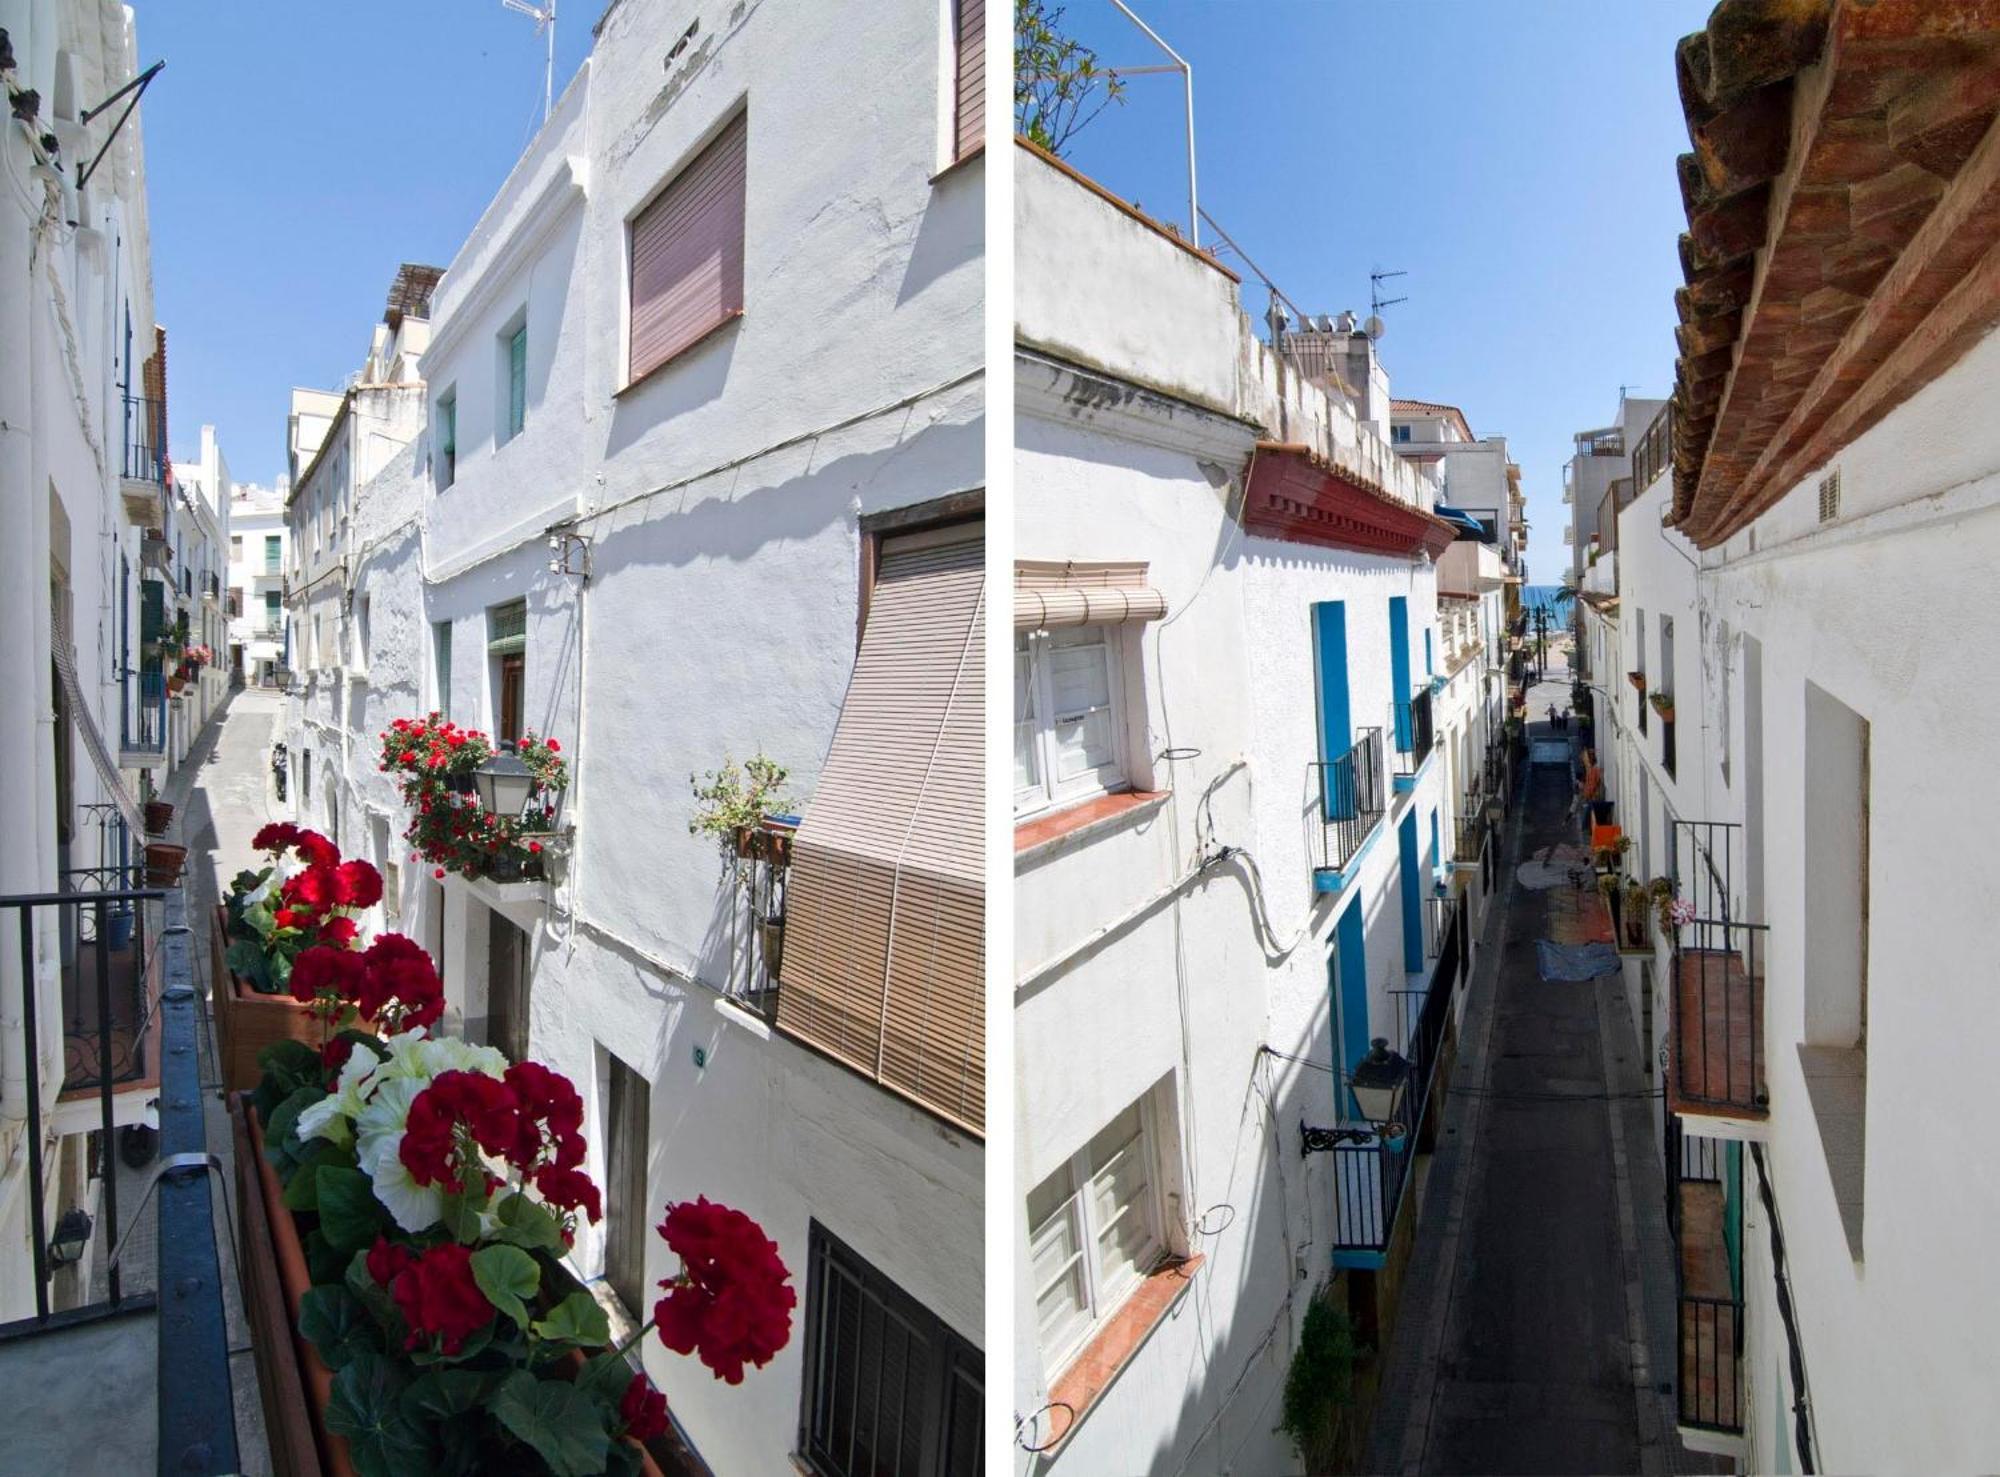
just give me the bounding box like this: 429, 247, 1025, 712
1818, 468, 1841, 523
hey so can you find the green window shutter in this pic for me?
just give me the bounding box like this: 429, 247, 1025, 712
436, 621, 453, 719
265, 535, 280, 572
508, 328, 527, 438
488, 599, 526, 655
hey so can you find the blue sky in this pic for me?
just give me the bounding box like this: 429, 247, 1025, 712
1040, 0, 1712, 583
138, 0, 591, 486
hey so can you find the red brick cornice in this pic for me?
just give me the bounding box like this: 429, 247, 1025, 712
1242, 442, 1458, 561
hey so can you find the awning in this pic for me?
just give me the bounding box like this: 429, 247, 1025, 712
1014, 560, 1165, 631
778, 525, 985, 1135
52, 600, 145, 837
1433, 503, 1494, 540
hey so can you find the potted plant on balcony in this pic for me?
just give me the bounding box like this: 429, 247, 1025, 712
215, 825, 387, 1094
380, 717, 570, 886
144, 840, 187, 885
233, 953, 793, 1477
1617, 879, 1653, 953
1627, 671, 1646, 692
688, 755, 795, 862
1648, 691, 1676, 723
144, 796, 175, 835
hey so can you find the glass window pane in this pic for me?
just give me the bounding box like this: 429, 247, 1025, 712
1015, 636, 1042, 798
1087, 1105, 1156, 1300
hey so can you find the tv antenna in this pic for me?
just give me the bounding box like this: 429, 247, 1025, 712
1108, 0, 1197, 248
501, 0, 556, 125
1367, 268, 1407, 339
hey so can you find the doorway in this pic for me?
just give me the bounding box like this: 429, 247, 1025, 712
603, 1054, 651, 1315
486, 911, 530, 1065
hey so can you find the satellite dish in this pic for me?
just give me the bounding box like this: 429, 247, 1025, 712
1363, 315, 1386, 341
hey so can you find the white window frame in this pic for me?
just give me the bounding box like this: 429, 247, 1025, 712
1014, 623, 1131, 820
1027, 1094, 1168, 1377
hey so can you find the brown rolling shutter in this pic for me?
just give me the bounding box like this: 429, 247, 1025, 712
1014, 560, 1167, 630
778, 527, 985, 1135
628, 111, 747, 384
954, 0, 985, 162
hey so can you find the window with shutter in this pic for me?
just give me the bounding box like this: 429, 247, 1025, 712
798, 1223, 982, 1477
777, 524, 984, 1133
627, 111, 748, 384
437, 389, 457, 488
953, 0, 984, 162
488, 600, 527, 744
505, 327, 527, 441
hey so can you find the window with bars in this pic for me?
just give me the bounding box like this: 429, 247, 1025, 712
1027, 1097, 1166, 1374
1014, 624, 1128, 818
798, 1223, 983, 1477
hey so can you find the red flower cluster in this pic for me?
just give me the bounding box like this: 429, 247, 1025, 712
379, 714, 568, 884
287, 933, 443, 1030
398, 1062, 601, 1224
377, 1239, 493, 1354
253, 823, 341, 871
653, 1197, 796, 1385
620, 1373, 668, 1442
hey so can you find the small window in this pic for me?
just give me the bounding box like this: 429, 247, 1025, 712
230, 535, 242, 553
436, 389, 457, 488
1028, 1098, 1165, 1373
1817, 467, 1841, 523
264, 589, 281, 631
488, 600, 527, 744
433, 620, 453, 721
1392, 424, 1412, 443
627, 111, 747, 383
799, 1223, 983, 1477
952, 0, 984, 162
355, 596, 371, 670
502, 324, 527, 443
1014, 624, 1127, 818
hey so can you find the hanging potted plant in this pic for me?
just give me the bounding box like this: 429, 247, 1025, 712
215, 825, 388, 1094
688, 755, 795, 860
144, 797, 175, 835
231, 954, 794, 1477
144, 840, 187, 885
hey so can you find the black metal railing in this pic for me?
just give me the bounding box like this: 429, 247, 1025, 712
1632, 398, 1676, 492
731, 818, 795, 1019
1669, 821, 1769, 1115
121, 665, 167, 754
1666, 1117, 1744, 1433
1309, 729, 1386, 880
56, 866, 155, 1093
1454, 803, 1486, 864
1394, 687, 1435, 774
122, 395, 167, 485
1332, 896, 1463, 1256
0, 887, 238, 1470
1662, 713, 1677, 778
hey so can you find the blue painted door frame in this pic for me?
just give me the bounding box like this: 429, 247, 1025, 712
1389, 596, 1413, 750
1332, 899, 1369, 1114
1398, 809, 1423, 973
1313, 601, 1351, 819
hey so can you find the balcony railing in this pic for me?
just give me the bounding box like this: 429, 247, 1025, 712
121, 395, 167, 486
1666, 1120, 1743, 1434
0, 886, 239, 1471
1668, 821, 1768, 1119
1309, 728, 1386, 886
1331, 895, 1464, 1259
1393, 686, 1435, 776
121, 665, 167, 758
729, 816, 796, 1020
1632, 399, 1676, 491
55, 866, 157, 1095
1662, 712, 1677, 778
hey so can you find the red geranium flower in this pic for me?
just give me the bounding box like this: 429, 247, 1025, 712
334, 859, 383, 909
273, 907, 303, 930
391, 1242, 493, 1353
295, 830, 341, 869
252, 822, 302, 854
653, 1198, 796, 1384
357, 937, 443, 1030
401, 1071, 520, 1192
283, 866, 338, 909
288, 945, 367, 1005
319, 915, 359, 946
322, 1035, 357, 1079
619, 1374, 668, 1441
534, 1164, 602, 1224
365, 1234, 415, 1289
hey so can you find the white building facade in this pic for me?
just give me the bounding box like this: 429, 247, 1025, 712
1013, 142, 1491, 1475
227, 479, 289, 686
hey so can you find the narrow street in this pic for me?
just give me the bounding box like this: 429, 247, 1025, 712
1370, 642, 1694, 1476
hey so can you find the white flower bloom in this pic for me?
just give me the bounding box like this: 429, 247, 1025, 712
240, 865, 280, 910
356, 1077, 443, 1233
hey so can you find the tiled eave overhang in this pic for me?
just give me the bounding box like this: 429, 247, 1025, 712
1671, 0, 2000, 548
1243, 442, 1458, 561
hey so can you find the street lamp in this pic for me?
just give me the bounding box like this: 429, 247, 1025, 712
472, 744, 537, 822
1300, 1038, 1413, 1156
47, 1207, 92, 1268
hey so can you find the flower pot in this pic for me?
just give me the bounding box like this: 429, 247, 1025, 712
144, 799, 175, 835
759, 915, 785, 976
212, 906, 354, 1095
233, 1099, 669, 1477
144, 841, 186, 885
166, 675, 187, 695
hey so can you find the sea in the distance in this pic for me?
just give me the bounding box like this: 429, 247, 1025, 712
1521, 584, 1568, 617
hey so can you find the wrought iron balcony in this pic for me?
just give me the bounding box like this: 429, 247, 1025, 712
1667, 1122, 1743, 1435
0, 887, 239, 1473
1667, 821, 1769, 1122
1392, 686, 1435, 784
1308, 728, 1385, 890
729, 816, 796, 1020
119, 665, 168, 764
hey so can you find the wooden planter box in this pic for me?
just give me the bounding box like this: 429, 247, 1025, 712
212, 906, 342, 1094
231, 1098, 671, 1477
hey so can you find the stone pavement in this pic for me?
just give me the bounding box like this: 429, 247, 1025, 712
1365, 649, 1712, 1476
93, 686, 285, 1475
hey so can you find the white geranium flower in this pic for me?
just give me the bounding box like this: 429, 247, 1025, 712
240, 865, 280, 910
355, 1076, 444, 1233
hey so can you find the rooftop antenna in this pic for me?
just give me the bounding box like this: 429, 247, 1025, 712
1108, 0, 1197, 248
501, 0, 556, 125
1367, 268, 1407, 340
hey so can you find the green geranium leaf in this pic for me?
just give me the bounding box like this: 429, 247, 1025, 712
324, 1352, 432, 1477
224, 938, 272, 991
344, 1248, 403, 1335
262, 1083, 322, 1172
469, 1244, 540, 1334
604, 1440, 645, 1477
304, 1227, 351, 1288
318, 1166, 387, 1254
401, 1368, 501, 1422
258, 1037, 321, 1082
531, 1291, 609, 1348
282, 1141, 357, 1211
490, 1370, 613, 1477
490, 1191, 566, 1252
299, 1284, 381, 1370
407, 1319, 495, 1367
438, 1187, 489, 1246
576, 1352, 633, 1412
